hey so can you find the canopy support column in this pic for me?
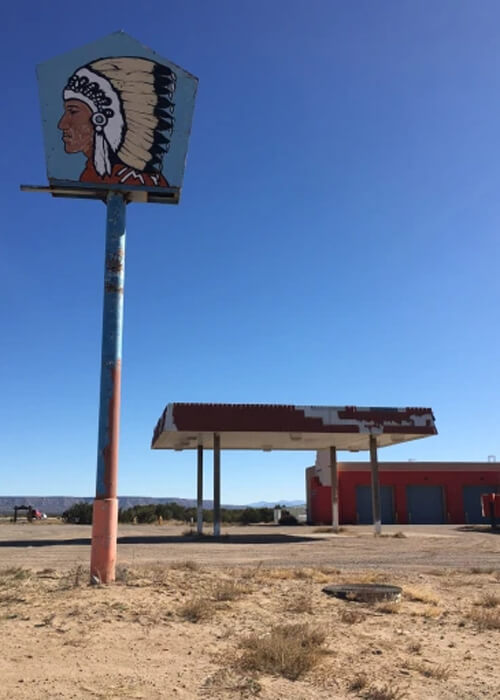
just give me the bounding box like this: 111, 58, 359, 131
213, 433, 221, 537
329, 446, 339, 532
369, 435, 381, 536
197, 445, 203, 535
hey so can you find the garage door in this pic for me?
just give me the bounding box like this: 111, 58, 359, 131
356, 486, 395, 524
407, 485, 444, 524
463, 485, 497, 524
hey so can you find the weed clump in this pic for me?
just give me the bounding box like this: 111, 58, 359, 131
114, 564, 131, 584
178, 597, 213, 623
170, 560, 200, 572
284, 593, 314, 615
238, 623, 327, 680
404, 587, 439, 606
0, 567, 32, 582
348, 672, 368, 691
468, 608, 500, 630
376, 602, 400, 614
404, 660, 450, 680
474, 592, 499, 608
339, 608, 365, 624
212, 580, 247, 602
362, 684, 406, 700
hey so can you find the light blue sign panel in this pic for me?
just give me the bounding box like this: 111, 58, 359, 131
37, 32, 198, 199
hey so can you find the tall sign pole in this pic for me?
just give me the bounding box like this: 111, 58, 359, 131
24, 32, 198, 583
90, 192, 126, 582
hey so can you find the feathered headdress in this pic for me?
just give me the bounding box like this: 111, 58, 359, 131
63, 57, 176, 177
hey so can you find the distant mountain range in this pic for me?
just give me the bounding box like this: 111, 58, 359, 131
0, 496, 304, 515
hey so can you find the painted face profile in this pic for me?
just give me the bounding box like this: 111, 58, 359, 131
58, 99, 94, 156
58, 57, 176, 187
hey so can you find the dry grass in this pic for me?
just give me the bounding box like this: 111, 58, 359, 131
407, 640, 422, 654
238, 564, 263, 581
348, 672, 368, 691
376, 601, 400, 614
404, 660, 450, 680
201, 668, 262, 697
293, 568, 314, 580
237, 623, 327, 680
262, 566, 323, 581
283, 592, 314, 615
404, 586, 439, 606
178, 596, 213, 623
470, 566, 495, 574
379, 531, 407, 539
211, 579, 248, 602
414, 605, 444, 619
467, 608, 500, 630
319, 566, 341, 576
114, 564, 131, 584
474, 592, 499, 608
0, 567, 32, 581
339, 608, 365, 624
262, 568, 295, 581
363, 683, 406, 700
0, 592, 27, 604
170, 560, 201, 572
352, 571, 389, 584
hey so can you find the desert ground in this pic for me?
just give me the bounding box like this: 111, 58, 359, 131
0, 521, 499, 699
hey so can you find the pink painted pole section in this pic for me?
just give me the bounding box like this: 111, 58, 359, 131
90, 499, 118, 582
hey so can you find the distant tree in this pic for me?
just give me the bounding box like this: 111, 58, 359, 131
118, 507, 134, 523
203, 509, 213, 523
257, 507, 274, 523
278, 509, 299, 526
62, 502, 93, 524
114, 503, 276, 526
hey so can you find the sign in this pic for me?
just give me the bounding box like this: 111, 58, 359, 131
37, 32, 198, 203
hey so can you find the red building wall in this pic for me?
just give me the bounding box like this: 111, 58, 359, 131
307, 463, 500, 525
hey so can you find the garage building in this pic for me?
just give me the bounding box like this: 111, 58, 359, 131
307, 457, 500, 525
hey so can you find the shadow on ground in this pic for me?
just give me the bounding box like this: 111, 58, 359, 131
455, 525, 500, 535
0, 533, 323, 548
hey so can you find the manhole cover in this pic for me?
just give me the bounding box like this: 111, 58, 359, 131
322, 583, 402, 603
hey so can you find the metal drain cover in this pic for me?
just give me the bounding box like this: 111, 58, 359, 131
322, 583, 402, 603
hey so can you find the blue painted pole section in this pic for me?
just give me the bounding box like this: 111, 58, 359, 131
90, 191, 126, 583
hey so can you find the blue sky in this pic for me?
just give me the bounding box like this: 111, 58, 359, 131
1, 0, 499, 503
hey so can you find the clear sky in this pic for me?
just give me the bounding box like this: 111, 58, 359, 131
1, 1, 499, 504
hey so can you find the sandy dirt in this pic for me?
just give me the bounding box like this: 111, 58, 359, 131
0, 522, 499, 699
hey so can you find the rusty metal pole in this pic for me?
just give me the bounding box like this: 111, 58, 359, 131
90, 192, 126, 583
213, 433, 221, 536
197, 444, 204, 535
329, 446, 339, 532
369, 435, 382, 536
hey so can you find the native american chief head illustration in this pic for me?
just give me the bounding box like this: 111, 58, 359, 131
58, 57, 176, 187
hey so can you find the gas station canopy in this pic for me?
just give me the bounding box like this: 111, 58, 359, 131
151, 403, 437, 452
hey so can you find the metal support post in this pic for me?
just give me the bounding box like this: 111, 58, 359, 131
197, 445, 204, 535
369, 435, 381, 536
213, 433, 221, 536
329, 446, 339, 532
90, 192, 126, 583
